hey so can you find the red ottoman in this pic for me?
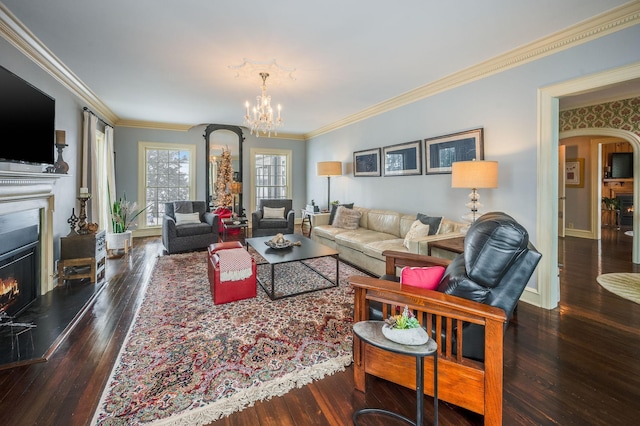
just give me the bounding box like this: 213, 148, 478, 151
207, 242, 256, 304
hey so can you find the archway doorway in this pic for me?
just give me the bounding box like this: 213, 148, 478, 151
536, 62, 640, 310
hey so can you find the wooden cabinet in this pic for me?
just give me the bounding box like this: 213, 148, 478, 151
59, 230, 106, 284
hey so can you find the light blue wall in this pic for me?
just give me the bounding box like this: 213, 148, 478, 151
114, 125, 307, 217
0, 37, 86, 260
307, 25, 640, 257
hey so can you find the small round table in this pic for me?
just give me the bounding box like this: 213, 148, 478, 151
352, 320, 438, 426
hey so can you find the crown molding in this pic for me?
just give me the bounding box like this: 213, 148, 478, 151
0, 4, 118, 124
305, 1, 640, 140
3, 2, 639, 138
115, 119, 192, 131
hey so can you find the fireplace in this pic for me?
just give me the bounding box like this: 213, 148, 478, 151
0, 210, 40, 317
616, 195, 634, 227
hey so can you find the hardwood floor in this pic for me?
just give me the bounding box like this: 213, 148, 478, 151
1, 228, 639, 425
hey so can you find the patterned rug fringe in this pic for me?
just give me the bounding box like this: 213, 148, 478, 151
152, 355, 351, 425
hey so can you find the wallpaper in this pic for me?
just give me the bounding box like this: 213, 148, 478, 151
560, 96, 640, 137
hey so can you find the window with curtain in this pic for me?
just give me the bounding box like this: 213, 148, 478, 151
251, 148, 292, 213
139, 142, 196, 227
94, 129, 109, 227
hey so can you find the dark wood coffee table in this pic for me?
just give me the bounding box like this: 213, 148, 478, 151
245, 234, 339, 300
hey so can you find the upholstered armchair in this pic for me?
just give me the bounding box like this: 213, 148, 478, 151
349, 212, 542, 426
251, 199, 295, 237
162, 201, 219, 254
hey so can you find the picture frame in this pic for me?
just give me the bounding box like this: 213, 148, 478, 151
353, 148, 381, 177
383, 140, 422, 176
425, 128, 484, 174
565, 158, 585, 188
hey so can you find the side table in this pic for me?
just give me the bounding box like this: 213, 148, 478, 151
222, 219, 249, 241
427, 236, 464, 258
352, 320, 438, 426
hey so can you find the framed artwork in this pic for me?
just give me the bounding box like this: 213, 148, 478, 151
383, 140, 422, 176
565, 158, 585, 188
353, 148, 381, 177
425, 128, 484, 174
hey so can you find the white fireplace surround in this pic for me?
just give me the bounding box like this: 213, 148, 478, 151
0, 170, 61, 295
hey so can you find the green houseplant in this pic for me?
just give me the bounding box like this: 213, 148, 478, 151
107, 194, 148, 255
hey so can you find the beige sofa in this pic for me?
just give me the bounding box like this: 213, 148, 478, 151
310, 207, 466, 276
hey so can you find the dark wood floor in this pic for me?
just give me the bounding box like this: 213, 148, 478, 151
1, 227, 639, 425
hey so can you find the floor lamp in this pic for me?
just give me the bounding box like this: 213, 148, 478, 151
451, 160, 498, 222
317, 161, 342, 210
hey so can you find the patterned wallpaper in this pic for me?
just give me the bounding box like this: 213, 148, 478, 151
559, 96, 640, 137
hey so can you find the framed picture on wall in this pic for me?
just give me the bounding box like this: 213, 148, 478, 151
425, 128, 484, 174
383, 140, 422, 176
565, 158, 585, 188
353, 148, 381, 177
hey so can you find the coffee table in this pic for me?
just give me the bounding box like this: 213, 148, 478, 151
245, 234, 339, 300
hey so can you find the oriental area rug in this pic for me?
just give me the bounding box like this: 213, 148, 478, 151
92, 250, 369, 425
596, 273, 640, 305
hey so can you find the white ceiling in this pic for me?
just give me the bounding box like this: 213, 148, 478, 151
1, 0, 634, 134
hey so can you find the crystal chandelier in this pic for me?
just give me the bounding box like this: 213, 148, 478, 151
244, 72, 282, 137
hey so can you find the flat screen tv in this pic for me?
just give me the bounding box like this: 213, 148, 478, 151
0, 64, 55, 166
610, 152, 634, 179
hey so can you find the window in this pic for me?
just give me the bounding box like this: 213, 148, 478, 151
139, 142, 196, 228
250, 148, 292, 213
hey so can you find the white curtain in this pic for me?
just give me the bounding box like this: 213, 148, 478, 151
82, 110, 116, 231
104, 126, 116, 232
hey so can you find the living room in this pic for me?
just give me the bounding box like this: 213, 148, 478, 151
1, 1, 640, 424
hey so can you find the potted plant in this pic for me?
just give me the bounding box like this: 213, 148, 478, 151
381, 305, 429, 345
107, 194, 148, 255
601, 197, 621, 227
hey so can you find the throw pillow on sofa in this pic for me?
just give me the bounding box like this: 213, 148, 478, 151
332, 205, 361, 229
400, 266, 446, 290
403, 220, 431, 249
329, 203, 354, 225
417, 213, 442, 235
263, 206, 285, 219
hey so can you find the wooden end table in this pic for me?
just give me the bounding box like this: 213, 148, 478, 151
427, 236, 464, 257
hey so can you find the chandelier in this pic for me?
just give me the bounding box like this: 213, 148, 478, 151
244, 72, 282, 137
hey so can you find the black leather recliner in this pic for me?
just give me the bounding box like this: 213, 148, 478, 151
372, 211, 542, 361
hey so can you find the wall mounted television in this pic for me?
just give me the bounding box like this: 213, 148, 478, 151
0, 64, 55, 167
610, 152, 634, 179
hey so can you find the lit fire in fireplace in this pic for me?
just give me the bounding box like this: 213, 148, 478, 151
0, 277, 20, 311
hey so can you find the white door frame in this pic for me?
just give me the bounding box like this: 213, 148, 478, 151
535, 61, 640, 310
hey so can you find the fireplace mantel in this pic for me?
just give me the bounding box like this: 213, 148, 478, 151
0, 170, 64, 294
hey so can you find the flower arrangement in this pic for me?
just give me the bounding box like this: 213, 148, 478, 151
111, 194, 148, 233
385, 305, 420, 329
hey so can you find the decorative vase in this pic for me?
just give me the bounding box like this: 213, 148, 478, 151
381, 323, 429, 346
106, 230, 133, 255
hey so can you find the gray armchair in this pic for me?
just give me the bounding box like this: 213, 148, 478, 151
162, 201, 219, 254
251, 199, 295, 237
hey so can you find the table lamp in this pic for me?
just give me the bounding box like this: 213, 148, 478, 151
452, 160, 498, 222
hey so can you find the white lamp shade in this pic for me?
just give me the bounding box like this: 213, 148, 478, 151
317, 161, 342, 177
451, 161, 498, 189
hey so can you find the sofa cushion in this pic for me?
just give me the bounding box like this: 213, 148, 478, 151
400, 215, 416, 238
175, 212, 201, 225
417, 213, 442, 235
438, 218, 466, 234
366, 209, 402, 236
335, 229, 396, 252
175, 222, 212, 237
329, 203, 354, 225
258, 218, 288, 229
312, 225, 351, 241
362, 239, 407, 261
174, 201, 194, 214
333, 206, 362, 229
263, 206, 285, 219
403, 220, 431, 249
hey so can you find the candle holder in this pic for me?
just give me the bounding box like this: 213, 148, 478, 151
77, 193, 91, 234
54, 130, 69, 174
67, 208, 79, 236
